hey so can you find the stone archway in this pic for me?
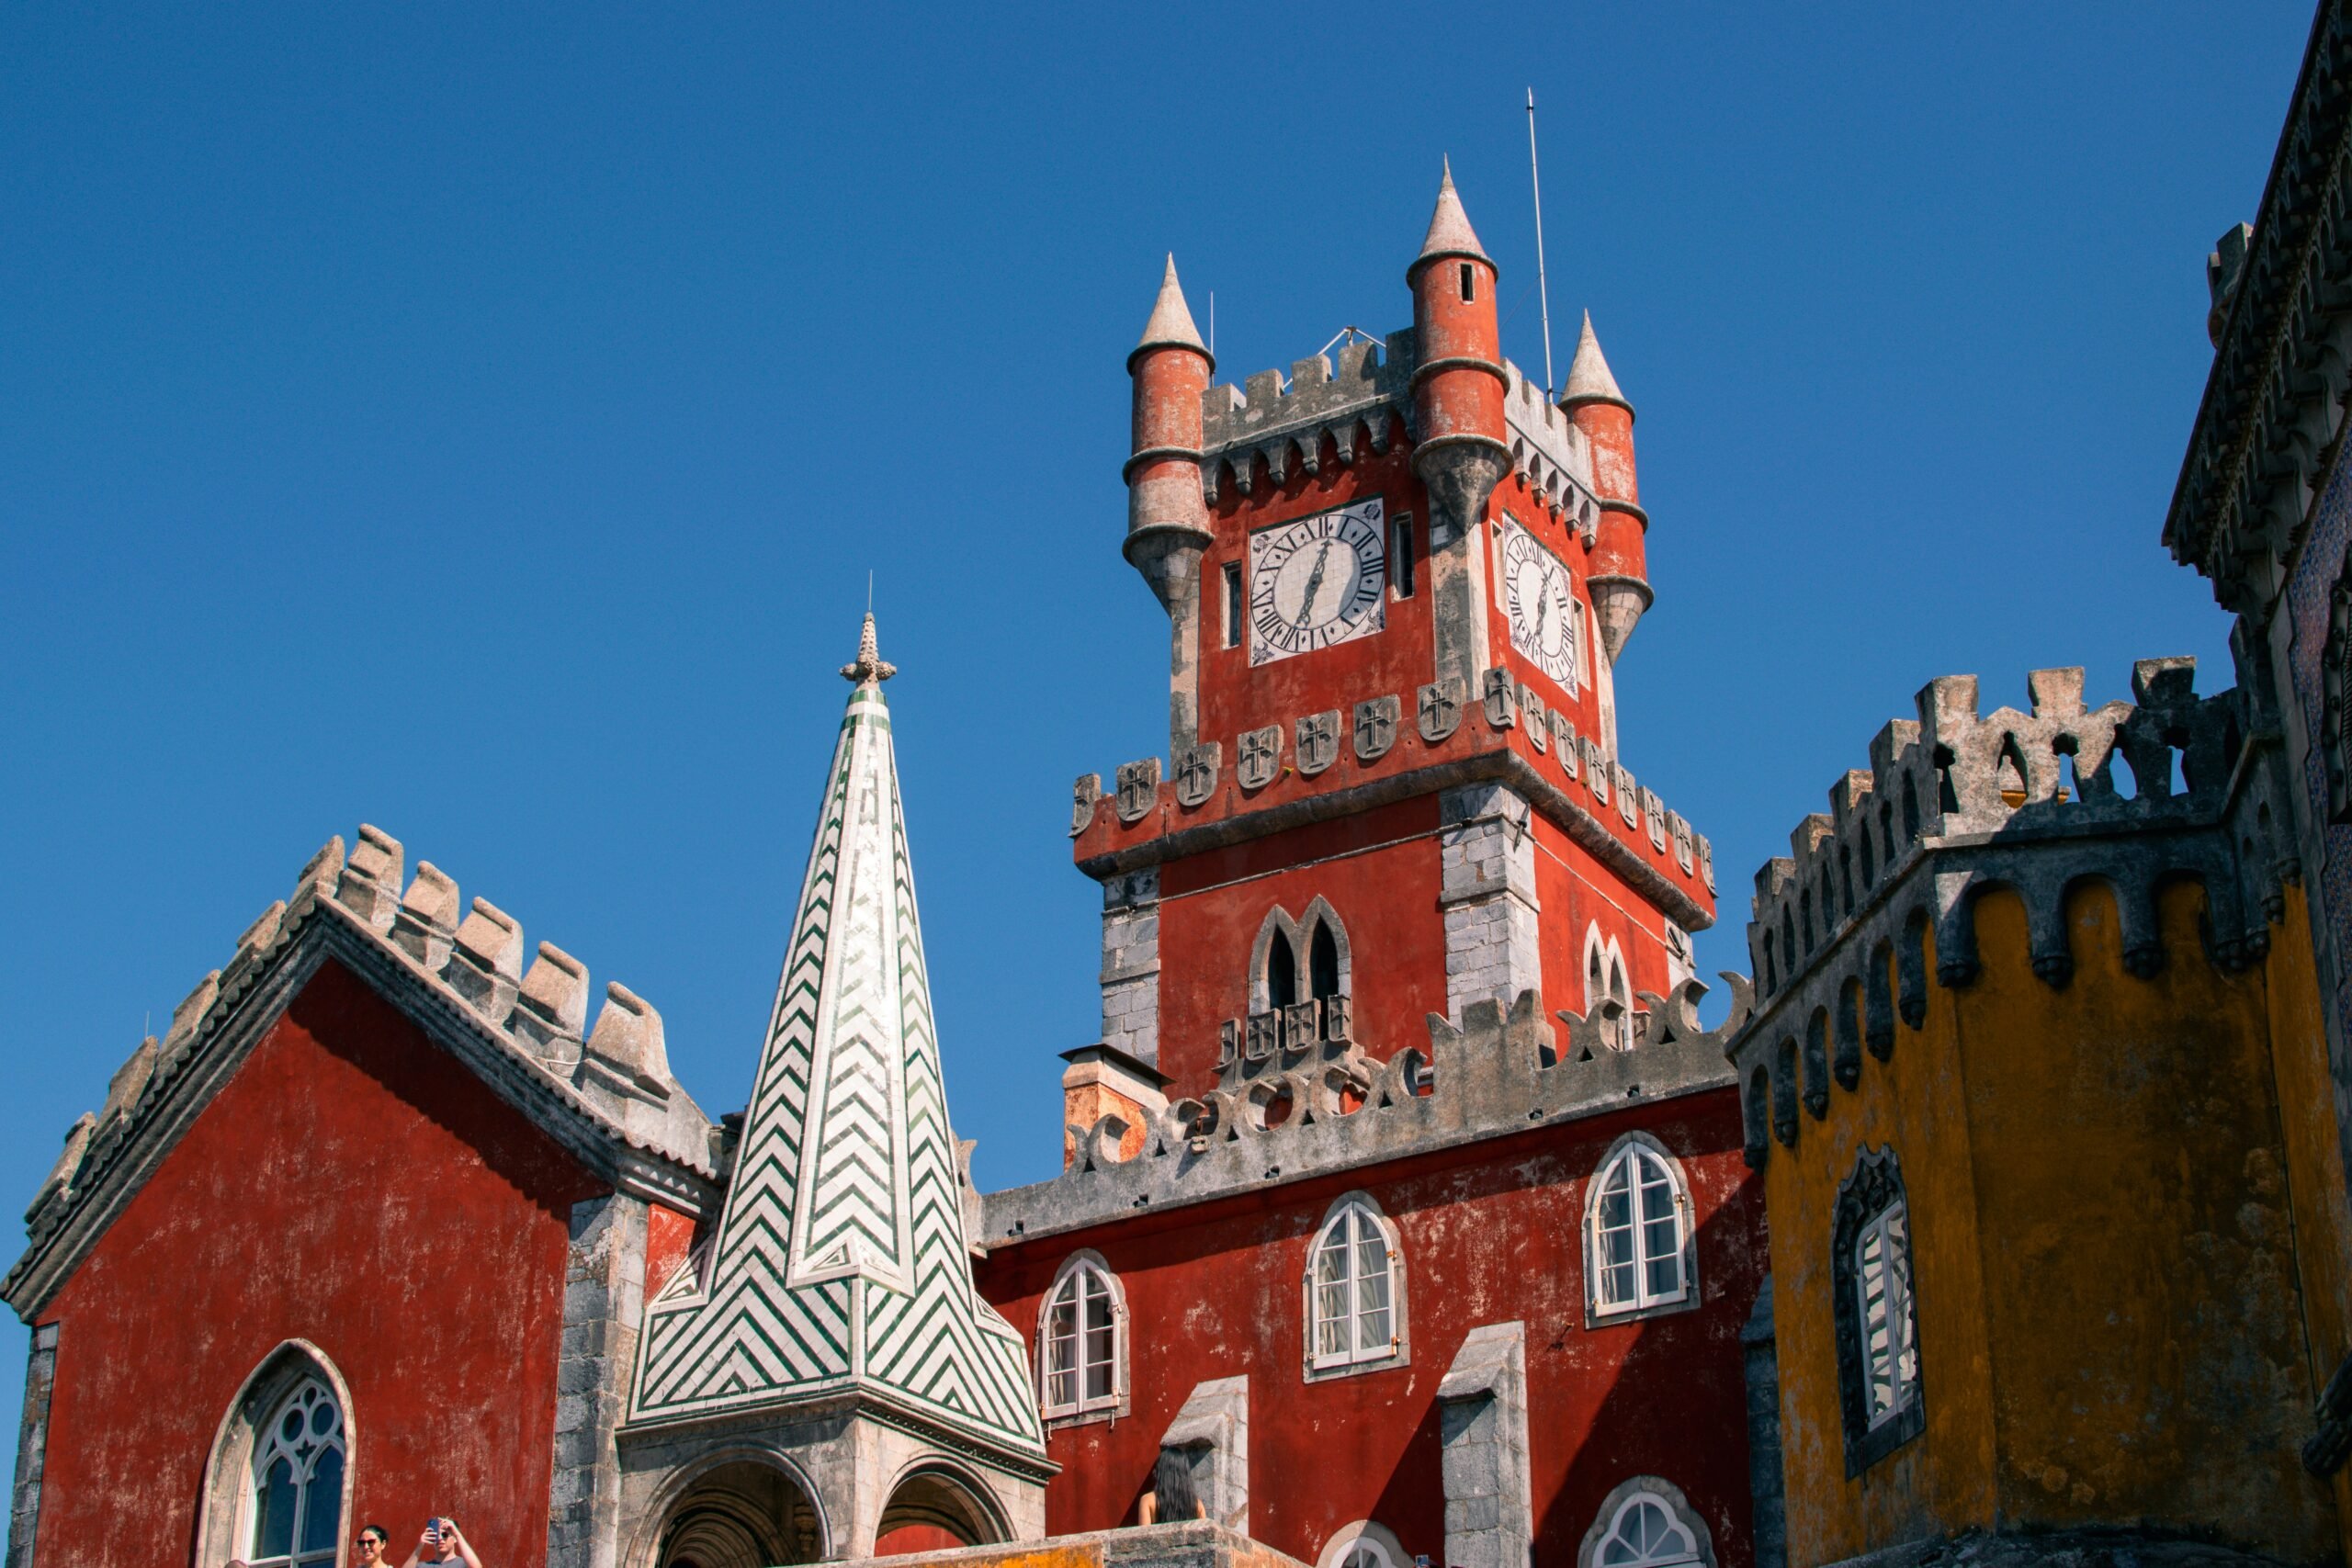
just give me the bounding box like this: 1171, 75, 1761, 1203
655, 1459, 822, 1568
873, 1464, 1006, 1557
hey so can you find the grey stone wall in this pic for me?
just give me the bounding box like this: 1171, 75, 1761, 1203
1741, 1279, 1786, 1568
548, 1193, 650, 1568
1438, 1322, 1532, 1568
1441, 784, 1543, 1024
1101, 869, 1162, 1066
6, 1322, 56, 1568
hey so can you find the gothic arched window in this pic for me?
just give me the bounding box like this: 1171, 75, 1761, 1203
246, 1378, 345, 1568
1309, 919, 1340, 1002
1833, 1146, 1923, 1474
1584, 926, 1634, 1051
1586, 1134, 1695, 1322
1038, 1251, 1126, 1422
1304, 1192, 1406, 1378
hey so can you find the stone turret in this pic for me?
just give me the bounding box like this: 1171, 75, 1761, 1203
1560, 313, 1649, 663
1126, 256, 1217, 755
1408, 162, 1511, 693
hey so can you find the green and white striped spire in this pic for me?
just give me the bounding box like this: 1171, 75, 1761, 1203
627, 615, 1045, 1461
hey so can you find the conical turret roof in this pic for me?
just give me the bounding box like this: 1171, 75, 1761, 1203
625, 616, 1046, 1464
1411, 158, 1493, 277
1561, 311, 1631, 411
1133, 253, 1210, 367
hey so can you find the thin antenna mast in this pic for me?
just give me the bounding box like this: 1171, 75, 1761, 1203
1526, 86, 1557, 398
1209, 291, 1216, 357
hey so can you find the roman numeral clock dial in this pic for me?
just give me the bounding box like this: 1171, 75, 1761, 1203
1503, 522, 1584, 689
1247, 499, 1387, 666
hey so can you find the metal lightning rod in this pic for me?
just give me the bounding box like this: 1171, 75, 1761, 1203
1526, 86, 1557, 399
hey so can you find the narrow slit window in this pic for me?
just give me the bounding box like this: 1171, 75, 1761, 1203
1390, 513, 1416, 599
1222, 561, 1243, 649
1459, 262, 1475, 302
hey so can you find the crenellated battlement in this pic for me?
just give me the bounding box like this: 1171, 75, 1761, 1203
984, 976, 1747, 1246
6, 824, 719, 1312
1070, 665, 1715, 928
1728, 657, 2304, 1169
1196, 331, 1600, 527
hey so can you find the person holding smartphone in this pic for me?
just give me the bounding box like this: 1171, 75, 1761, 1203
403, 1517, 481, 1568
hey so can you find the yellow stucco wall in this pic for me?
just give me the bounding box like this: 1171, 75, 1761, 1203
1769, 880, 2346, 1567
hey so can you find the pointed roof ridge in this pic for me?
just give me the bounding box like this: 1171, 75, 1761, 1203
839, 611, 897, 685
1560, 310, 1631, 412
1411, 156, 1492, 277
1132, 253, 1210, 367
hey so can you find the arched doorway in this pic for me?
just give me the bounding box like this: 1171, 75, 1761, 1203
655, 1459, 821, 1568
873, 1465, 1004, 1557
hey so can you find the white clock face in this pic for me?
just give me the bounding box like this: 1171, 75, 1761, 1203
1502, 523, 1582, 689
1247, 499, 1386, 665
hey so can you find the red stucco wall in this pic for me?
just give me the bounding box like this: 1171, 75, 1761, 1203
978, 1089, 1764, 1568
32, 959, 605, 1568
1154, 798, 1446, 1089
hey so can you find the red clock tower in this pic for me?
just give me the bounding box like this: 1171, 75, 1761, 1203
974, 166, 1770, 1568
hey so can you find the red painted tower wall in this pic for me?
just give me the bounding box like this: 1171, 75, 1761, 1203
28, 961, 605, 1568
976, 1091, 1765, 1568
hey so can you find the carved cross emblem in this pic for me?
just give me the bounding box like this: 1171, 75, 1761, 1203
1418, 679, 1464, 743
1238, 726, 1282, 791
1584, 739, 1609, 805
1482, 667, 1518, 729
1521, 686, 1547, 751
1353, 696, 1399, 763
1115, 759, 1161, 824
1296, 711, 1340, 776
1552, 712, 1579, 777
1175, 743, 1220, 808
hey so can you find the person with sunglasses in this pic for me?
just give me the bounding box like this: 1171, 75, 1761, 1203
403, 1516, 481, 1568
355, 1526, 396, 1567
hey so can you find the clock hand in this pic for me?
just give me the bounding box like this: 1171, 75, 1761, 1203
1293, 542, 1334, 629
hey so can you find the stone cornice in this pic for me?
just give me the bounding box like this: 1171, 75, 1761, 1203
2165, 0, 2352, 615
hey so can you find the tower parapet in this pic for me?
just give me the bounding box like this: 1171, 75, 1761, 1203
1732, 656, 2298, 1163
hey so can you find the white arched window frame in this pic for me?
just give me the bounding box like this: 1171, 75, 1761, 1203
196, 1341, 357, 1568
1583, 926, 1634, 1052
1576, 1478, 1717, 1568
243, 1377, 345, 1568
1585, 1132, 1698, 1325
1036, 1250, 1127, 1423
1316, 1520, 1409, 1568
1303, 1192, 1408, 1380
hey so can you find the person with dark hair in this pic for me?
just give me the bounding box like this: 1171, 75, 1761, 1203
404, 1517, 481, 1568
356, 1525, 395, 1566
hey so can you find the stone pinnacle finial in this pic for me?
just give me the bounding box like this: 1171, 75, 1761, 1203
1561, 310, 1629, 410
1135, 253, 1209, 360
1414, 156, 1492, 272
840, 612, 897, 685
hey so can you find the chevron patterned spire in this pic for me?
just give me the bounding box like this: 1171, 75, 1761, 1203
627, 616, 1045, 1462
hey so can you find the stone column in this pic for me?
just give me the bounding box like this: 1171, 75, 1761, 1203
1156, 1376, 1249, 1536
547, 1193, 650, 1568
1100, 869, 1163, 1067
1438, 1322, 1532, 1568
1741, 1278, 1787, 1568
1440, 784, 1543, 1023
6, 1323, 57, 1568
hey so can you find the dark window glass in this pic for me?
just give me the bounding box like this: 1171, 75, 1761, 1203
1459, 262, 1475, 302
1391, 513, 1416, 599
256, 1459, 297, 1558
1310, 921, 1340, 1000
1269, 936, 1297, 1010
300, 1449, 344, 1554
1223, 562, 1243, 649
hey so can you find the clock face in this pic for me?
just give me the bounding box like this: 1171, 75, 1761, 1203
1502, 523, 1582, 688
1247, 499, 1386, 665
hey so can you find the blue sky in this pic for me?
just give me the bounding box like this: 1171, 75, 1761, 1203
0, 2, 2313, 1485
